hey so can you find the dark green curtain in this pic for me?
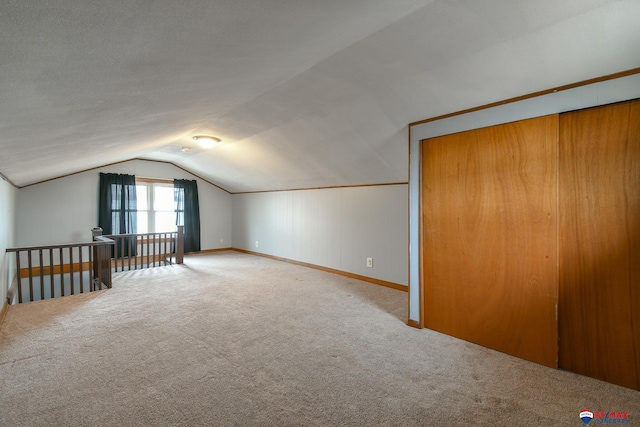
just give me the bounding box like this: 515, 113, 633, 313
174, 179, 201, 253
98, 173, 137, 257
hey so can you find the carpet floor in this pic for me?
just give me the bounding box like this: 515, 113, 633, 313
1, 251, 638, 426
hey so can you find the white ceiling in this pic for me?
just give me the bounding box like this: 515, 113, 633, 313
1, 0, 639, 192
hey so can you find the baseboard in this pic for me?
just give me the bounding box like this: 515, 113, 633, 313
0, 298, 9, 330
231, 248, 408, 293
406, 319, 422, 329
195, 248, 233, 254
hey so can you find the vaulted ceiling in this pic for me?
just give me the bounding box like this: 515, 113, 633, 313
1, 0, 639, 192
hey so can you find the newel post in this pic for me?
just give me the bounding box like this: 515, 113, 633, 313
176, 225, 184, 264
91, 227, 102, 287
91, 227, 113, 290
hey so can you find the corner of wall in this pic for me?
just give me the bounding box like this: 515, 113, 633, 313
0, 178, 18, 311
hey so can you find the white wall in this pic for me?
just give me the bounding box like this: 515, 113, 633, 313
232, 185, 408, 285
16, 160, 232, 249
1, 177, 17, 304
15, 160, 408, 287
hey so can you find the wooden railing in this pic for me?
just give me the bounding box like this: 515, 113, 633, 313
5, 227, 184, 304
102, 225, 184, 272
6, 236, 115, 304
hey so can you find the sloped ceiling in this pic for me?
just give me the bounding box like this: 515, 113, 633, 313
1, 0, 639, 192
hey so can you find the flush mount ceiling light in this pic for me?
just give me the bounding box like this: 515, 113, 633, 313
193, 135, 221, 148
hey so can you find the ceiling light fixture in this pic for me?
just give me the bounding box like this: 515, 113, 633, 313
181, 146, 191, 152
193, 135, 221, 148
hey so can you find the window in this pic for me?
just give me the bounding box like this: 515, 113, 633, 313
135, 181, 177, 233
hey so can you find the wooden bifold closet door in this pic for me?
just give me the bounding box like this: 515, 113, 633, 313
558, 100, 640, 390
421, 100, 640, 390
421, 115, 559, 368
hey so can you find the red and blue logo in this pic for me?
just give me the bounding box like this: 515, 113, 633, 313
580, 409, 629, 424
581, 410, 594, 425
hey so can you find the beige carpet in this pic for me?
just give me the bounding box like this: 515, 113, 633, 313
1, 251, 638, 426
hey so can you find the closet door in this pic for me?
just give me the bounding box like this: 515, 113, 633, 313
422, 115, 559, 367
559, 100, 640, 390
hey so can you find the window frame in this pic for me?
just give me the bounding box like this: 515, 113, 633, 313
135, 178, 177, 234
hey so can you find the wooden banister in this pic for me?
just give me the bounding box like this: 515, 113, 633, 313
6, 231, 114, 303
103, 227, 184, 272
6, 227, 185, 304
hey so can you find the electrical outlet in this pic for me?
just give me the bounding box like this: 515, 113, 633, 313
220, 238, 224, 244
366, 257, 373, 268
255, 241, 259, 248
